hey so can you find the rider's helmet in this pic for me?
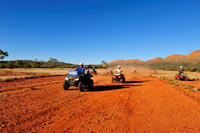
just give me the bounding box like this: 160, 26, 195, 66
80, 62, 83, 65
180, 66, 183, 69
118, 65, 121, 69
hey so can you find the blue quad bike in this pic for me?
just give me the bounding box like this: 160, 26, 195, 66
63, 70, 94, 91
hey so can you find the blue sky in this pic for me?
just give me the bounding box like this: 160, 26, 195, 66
0, 0, 200, 64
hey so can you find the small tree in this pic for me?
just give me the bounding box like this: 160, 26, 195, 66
48, 58, 58, 63
30, 61, 40, 68
24, 63, 31, 68
101, 60, 108, 68
14, 60, 24, 68
0, 49, 8, 60
101, 60, 106, 65
7, 62, 14, 68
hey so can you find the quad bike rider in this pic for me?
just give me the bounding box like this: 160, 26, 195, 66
76, 62, 86, 75
63, 62, 94, 91
112, 66, 125, 83
179, 66, 184, 75
175, 66, 188, 81
90, 66, 97, 75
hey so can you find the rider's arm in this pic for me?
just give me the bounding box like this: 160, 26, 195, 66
75, 67, 80, 71
82, 67, 85, 72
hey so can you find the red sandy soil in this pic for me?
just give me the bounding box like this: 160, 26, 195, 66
0, 74, 200, 133
0, 70, 42, 77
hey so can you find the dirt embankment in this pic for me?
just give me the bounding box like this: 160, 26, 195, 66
0, 72, 200, 133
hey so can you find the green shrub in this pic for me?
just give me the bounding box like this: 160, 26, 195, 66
0, 63, 6, 68
7, 62, 14, 68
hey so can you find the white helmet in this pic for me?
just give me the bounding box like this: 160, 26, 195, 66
180, 66, 183, 69
80, 62, 83, 65
117, 65, 121, 68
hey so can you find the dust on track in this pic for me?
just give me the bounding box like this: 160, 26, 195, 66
0, 73, 200, 133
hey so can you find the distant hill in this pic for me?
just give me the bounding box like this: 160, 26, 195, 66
145, 57, 163, 64
188, 50, 200, 56
109, 50, 200, 72
109, 50, 200, 65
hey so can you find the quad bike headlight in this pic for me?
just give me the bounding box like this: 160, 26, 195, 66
75, 78, 79, 81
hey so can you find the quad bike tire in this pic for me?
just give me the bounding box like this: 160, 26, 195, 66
182, 77, 188, 81
88, 80, 94, 90
175, 77, 179, 80
78, 81, 88, 92
112, 78, 115, 83
121, 78, 126, 83
63, 81, 69, 90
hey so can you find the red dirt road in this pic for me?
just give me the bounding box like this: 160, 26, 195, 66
0, 74, 200, 133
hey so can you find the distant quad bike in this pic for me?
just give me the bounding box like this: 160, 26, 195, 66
106, 70, 113, 75
63, 70, 94, 91
132, 70, 137, 74
175, 74, 188, 81
112, 73, 126, 83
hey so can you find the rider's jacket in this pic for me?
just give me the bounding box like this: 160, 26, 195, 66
179, 68, 184, 75
75, 66, 85, 75
92, 68, 96, 71
115, 68, 123, 74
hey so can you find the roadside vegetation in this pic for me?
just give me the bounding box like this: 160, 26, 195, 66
149, 63, 200, 72
153, 70, 200, 80
153, 70, 200, 92
0, 49, 106, 81
0, 60, 105, 69
0, 49, 105, 69
110, 63, 200, 73
162, 78, 199, 92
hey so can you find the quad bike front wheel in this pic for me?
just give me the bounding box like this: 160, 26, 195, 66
182, 77, 188, 81
112, 78, 115, 83
122, 78, 126, 83
175, 77, 179, 80
63, 81, 70, 90
78, 81, 88, 92
121, 78, 126, 83
88, 80, 94, 91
